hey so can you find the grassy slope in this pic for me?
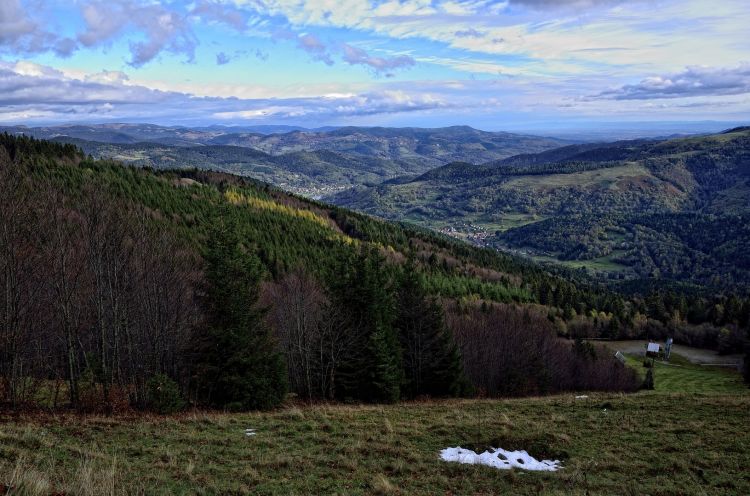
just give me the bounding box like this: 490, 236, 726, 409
624, 354, 747, 394
2, 376, 748, 495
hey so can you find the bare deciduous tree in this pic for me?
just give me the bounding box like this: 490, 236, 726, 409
262, 269, 352, 400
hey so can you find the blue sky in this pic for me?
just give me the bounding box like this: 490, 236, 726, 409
1, 0, 749, 130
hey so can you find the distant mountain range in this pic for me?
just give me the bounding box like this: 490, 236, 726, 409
0, 123, 568, 197
330, 127, 750, 290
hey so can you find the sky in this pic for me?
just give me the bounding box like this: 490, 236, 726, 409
0, 0, 749, 131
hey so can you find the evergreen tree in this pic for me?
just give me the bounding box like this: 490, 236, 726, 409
190, 210, 287, 410
332, 247, 403, 402
395, 262, 468, 398
643, 367, 655, 390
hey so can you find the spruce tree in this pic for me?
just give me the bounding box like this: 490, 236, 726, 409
333, 247, 403, 402
191, 210, 287, 410
395, 261, 468, 398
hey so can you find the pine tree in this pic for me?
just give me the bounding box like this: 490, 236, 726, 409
395, 262, 468, 398
190, 209, 287, 410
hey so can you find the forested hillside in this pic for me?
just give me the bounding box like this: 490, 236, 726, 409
53, 138, 443, 199
331, 128, 750, 291
208, 125, 568, 166
1, 134, 748, 414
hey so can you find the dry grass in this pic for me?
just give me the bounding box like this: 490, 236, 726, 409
0, 392, 748, 495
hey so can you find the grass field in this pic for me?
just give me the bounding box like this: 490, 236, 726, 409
502, 163, 651, 190
532, 251, 630, 274
624, 353, 747, 394
1, 357, 748, 495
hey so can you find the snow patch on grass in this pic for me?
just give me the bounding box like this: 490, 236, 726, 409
440, 447, 561, 471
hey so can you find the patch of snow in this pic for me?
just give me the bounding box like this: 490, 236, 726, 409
245, 428, 256, 437
440, 447, 561, 472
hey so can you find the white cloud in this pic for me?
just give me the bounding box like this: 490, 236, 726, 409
227, 0, 750, 78
0, 60, 452, 124
341, 44, 415, 75
594, 63, 750, 100
190, 0, 249, 31
0, 0, 37, 47
77, 0, 196, 67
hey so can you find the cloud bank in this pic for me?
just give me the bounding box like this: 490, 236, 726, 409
0, 61, 449, 124
595, 63, 750, 100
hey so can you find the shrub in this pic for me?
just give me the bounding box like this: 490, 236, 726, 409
76, 368, 132, 414
145, 374, 185, 414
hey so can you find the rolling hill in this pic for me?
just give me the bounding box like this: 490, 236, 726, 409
205, 125, 570, 166
329, 128, 750, 290
1, 123, 569, 198
49, 138, 430, 198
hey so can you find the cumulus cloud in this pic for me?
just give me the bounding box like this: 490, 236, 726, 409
340, 44, 415, 75
0, 0, 62, 55
53, 38, 78, 58
594, 63, 750, 100
77, 0, 196, 67
0, 0, 36, 45
77, 2, 126, 47
1, 0, 198, 64
0, 62, 167, 107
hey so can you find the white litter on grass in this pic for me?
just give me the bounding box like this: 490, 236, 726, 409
575, 395, 589, 399
245, 428, 257, 437
440, 447, 561, 472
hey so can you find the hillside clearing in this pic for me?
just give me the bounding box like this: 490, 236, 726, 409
502, 163, 651, 189
2, 391, 748, 495
623, 354, 746, 394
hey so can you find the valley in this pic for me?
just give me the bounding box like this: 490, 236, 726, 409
331, 128, 750, 291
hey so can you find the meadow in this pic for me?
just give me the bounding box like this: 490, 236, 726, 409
2, 357, 748, 496
624, 354, 747, 394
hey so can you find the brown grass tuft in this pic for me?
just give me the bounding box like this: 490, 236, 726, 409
371, 473, 397, 495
